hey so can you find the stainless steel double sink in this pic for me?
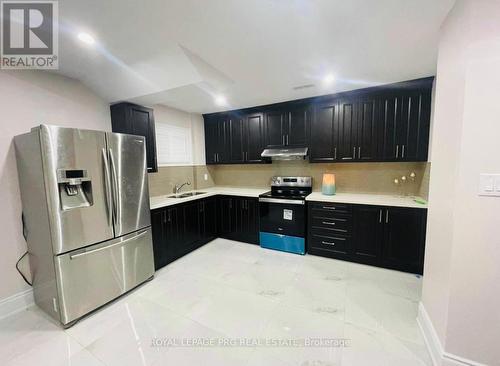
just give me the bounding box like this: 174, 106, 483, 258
167, 191, 207, 199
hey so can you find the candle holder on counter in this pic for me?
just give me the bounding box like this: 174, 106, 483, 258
322, 173, 336, 195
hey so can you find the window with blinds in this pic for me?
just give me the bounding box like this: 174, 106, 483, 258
155, 123, 193, 165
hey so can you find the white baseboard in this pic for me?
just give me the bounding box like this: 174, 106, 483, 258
417, 302, 443, 365
417, 302, 487, 366
0, 288, 34, 320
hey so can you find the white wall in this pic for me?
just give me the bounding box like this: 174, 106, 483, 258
421, 1, 500, 364
152, 104, 205, 166
0, 71, 111, 303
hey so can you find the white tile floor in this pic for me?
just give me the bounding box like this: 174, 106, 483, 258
0, 239, 431, 366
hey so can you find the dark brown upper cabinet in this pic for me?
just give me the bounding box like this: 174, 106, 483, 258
204, 77, 433, 165
110, 102, 158, 172
228, 112, 266, 164
204, 114, 229, 164
264, 105, 310, 149
311, 97, 378, 162
245, 113, 266, 162
206, 112, 266, 165
337, 99, 357, 161
287, 105, 310, 147
355, 97, 379, 161
378, 88, 432, 162
310, 100, 340, 162
228, 114, 246, 163
264, 110, 287, 148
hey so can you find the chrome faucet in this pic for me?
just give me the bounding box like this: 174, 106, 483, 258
173, 181, 191, 194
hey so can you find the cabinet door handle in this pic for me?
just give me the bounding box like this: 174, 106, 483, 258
358, 146, 361, 159
322, 221, 336, 226
287, 135, 289, 145
334, 147, 337, 160
385, 209, 389, 223
168, 210, 171, 222
323, 206, 336, 210
163, 211, 166, 224
395, 145, 399, 159
322, 241, 336, 246
379, 209, 382, 223
402, 145, 405, 158
353, 147, 356, 158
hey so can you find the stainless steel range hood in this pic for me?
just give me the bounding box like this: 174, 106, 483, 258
261, 147, 308, 160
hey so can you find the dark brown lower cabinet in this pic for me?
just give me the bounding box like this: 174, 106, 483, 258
201, 198, 218, 243
151, 205, 180, 270
381, 207, 427, 274
307, 202, 427, 274
307, 202, 352, 261
152, 196, 259, 270
151, 197, 217, 270
352, 205, 383, 266
218, 195, 259, 244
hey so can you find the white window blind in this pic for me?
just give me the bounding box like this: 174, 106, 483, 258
156, 123, 193, 165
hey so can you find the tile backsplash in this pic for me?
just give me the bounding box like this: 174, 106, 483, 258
148, 166, 195, 197
148, 161, 430, 198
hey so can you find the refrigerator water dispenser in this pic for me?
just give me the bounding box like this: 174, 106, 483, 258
57, 169, 93, 210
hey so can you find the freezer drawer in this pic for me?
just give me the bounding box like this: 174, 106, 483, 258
54, 228, 154, 325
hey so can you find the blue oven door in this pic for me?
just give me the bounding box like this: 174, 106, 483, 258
258, 198, 306, 255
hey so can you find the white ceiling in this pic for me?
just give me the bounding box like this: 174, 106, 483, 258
57, 0, 455, 114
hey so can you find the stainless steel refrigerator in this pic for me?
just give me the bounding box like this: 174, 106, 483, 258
15, 125, 154, 327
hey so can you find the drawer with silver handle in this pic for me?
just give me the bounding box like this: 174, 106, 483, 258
310, 233, 349, 254
310, 217, 351, 234
310, 202, 352, 215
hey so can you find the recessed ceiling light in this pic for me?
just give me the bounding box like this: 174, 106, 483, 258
77, 32, 95, 45
323, 73, 335, 86
214, 95, 227, 106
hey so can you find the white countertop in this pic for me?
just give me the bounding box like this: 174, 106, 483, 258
150, 186, 269, 210
306, 192, 428, 209
150, 187, 428, 210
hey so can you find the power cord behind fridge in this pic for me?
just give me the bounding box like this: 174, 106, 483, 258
17, 213, 32, 286
16, 251, 32, 286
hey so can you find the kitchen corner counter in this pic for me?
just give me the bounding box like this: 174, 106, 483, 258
306, 192, 428, 209
150, 186, 269, 210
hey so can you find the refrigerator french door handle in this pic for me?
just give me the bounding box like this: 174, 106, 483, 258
108, 148, 120, 227
69, 229, 149, 260
102, 148, 113, 226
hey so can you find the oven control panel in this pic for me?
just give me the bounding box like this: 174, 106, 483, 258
271, 176, 312, 188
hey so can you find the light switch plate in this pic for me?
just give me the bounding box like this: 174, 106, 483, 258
479, 174, 500, 196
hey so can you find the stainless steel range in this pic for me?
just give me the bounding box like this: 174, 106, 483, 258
14, 125, 154, 327
259, 176, 312, 255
